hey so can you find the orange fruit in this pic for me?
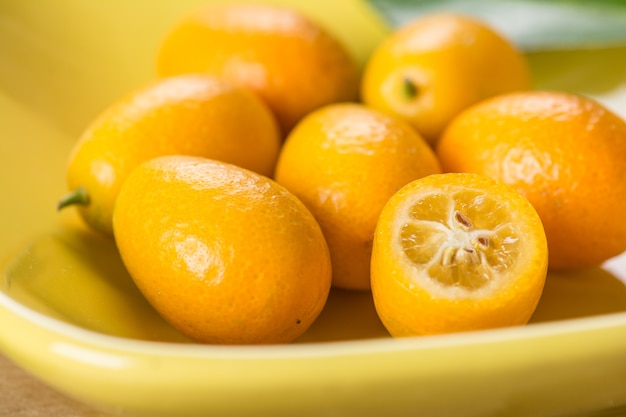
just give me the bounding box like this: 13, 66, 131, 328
371, 173, 548, 336
436, 91, 626, 269
361, 13, 530, 145
157, 2, 360, 135
112, 155, 332, 344
274, 103, 441, 290
58, 74, 280, 235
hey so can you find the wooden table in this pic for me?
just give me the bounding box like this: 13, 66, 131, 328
0, 353, 112, 417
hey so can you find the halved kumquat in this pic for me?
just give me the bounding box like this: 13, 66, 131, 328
371, 173, 548, 337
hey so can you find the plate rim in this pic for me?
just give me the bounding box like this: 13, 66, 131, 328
2, 286, 626, 359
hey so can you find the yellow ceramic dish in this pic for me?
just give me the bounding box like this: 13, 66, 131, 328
1, 1, 626, 416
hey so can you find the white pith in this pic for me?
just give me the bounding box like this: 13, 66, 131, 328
393, 189, 521, 298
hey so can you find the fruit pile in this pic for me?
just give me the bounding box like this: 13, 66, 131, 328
58, 3, 626, 344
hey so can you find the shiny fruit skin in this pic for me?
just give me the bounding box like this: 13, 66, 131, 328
275, 103, 441, 290
65, 74, 280, 234
113, 156, 332, 344
157, 2, 360, 135
362, 13, 530, 145
437, 91, 626, 269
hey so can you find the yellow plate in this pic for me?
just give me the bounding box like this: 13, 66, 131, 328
1, 1, 626, 416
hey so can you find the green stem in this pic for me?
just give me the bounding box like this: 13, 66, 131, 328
57, 186, 90, 211
402, 76, 419, 100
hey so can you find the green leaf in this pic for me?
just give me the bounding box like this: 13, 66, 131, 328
365, 0, 626, 51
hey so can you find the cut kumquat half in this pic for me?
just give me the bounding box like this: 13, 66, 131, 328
371, 173, 548, 337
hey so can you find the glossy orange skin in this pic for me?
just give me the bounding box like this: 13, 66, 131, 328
274, 103, 441, 290
157, 3, 360, 135
437, 91, 626, 269
362, 13, 530, 145
113, 156, 332, 344
66, 74, 280, 234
